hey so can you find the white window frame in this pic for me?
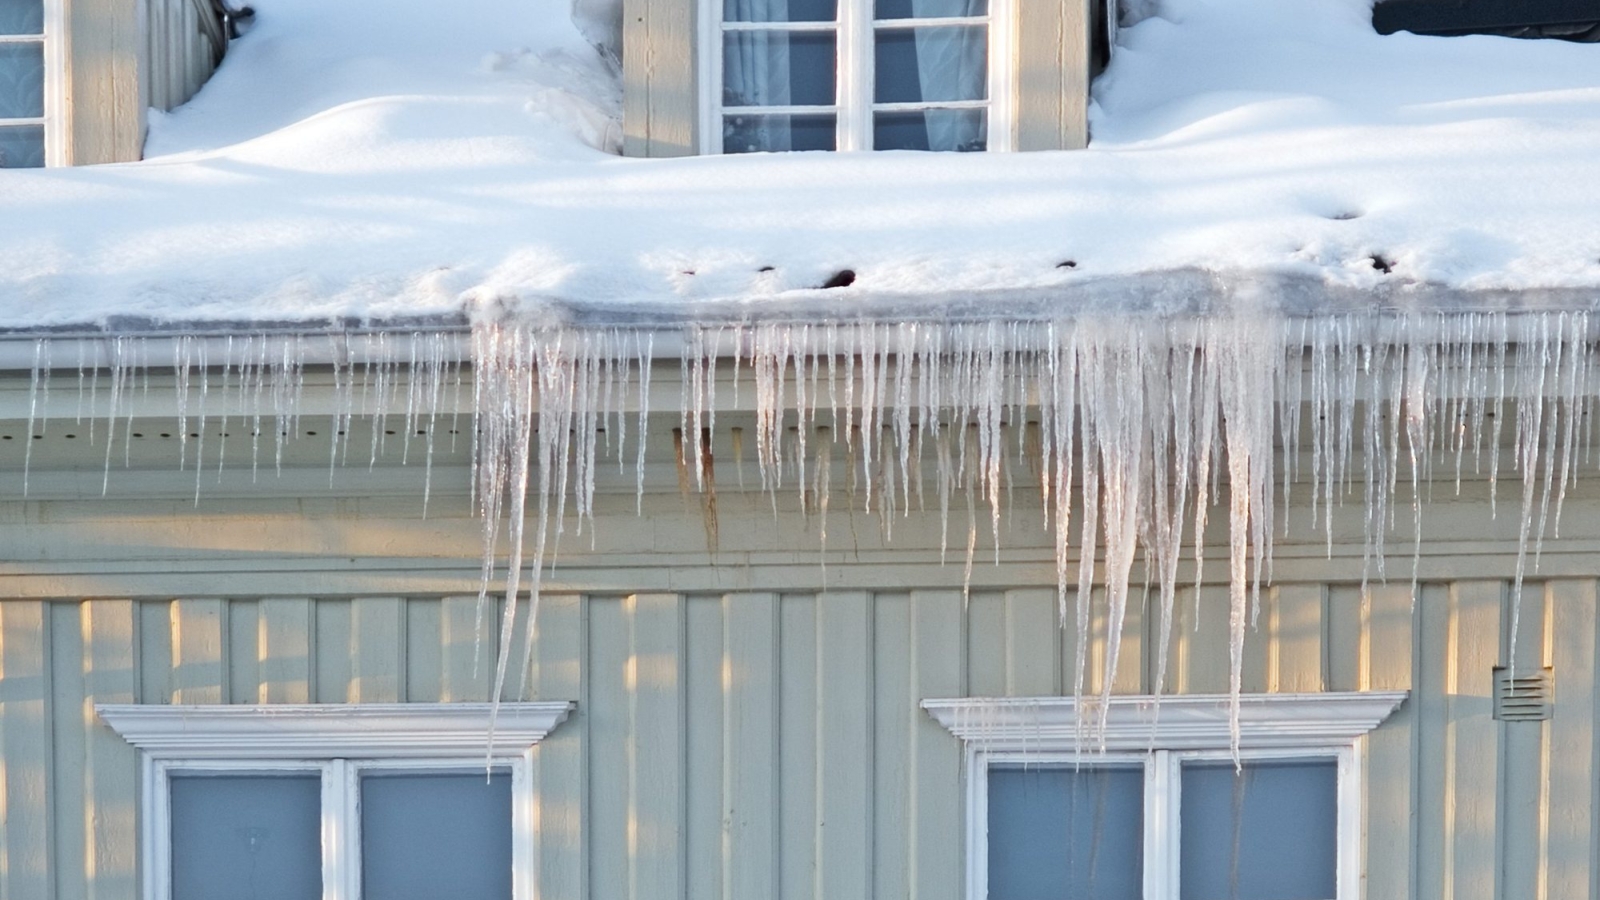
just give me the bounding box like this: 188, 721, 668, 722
922, 691, 1407, 900
96, 701, 575, 900
0, 0, 67, 166
697, 0, 1015, 153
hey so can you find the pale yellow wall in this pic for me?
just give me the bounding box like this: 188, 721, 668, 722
0, 405, 1597, 899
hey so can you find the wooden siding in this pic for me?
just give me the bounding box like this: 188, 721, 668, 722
623, 0, 698, 156
62, 0, 143, 164
1015, 0, 1092, 150
0, 579, 1596, 899
56, 0, 219, 165
2, 404, 1600, 898
140, 0, 222, 114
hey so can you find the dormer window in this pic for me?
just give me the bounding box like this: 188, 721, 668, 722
0, 0, 47, 168
709, 0, 1011, 153
624, 0, 1095, 156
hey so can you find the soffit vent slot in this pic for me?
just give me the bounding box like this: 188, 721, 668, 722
1493, 666, 1554, 721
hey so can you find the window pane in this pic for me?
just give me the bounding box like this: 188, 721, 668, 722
361, 772, 513, 900
170, 774, 322, 900
724, 0, 836, 23
0, 41, 44, 119
875, 108, 985, 151
0, 124, 42, 167
875, 0, 985, 21
724, 113, 835, 152
988, 765, 1143, 900
0, 0, 44, 36
723, 31, 836, 107
1180, 759, 1338, 900
873, 26, 986, 103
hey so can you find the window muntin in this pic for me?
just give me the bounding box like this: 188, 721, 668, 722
155, 758, 523, 900
0, 0, 46, 168
710, 0, 1006, 152
981, 750, 1348, 900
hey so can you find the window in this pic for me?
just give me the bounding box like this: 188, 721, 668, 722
96, 701, 575, 900
922, 692, 1407, 900
704, 0, 1013, 153
0, 0, 49, 167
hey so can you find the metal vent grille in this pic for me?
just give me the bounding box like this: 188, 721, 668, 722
1493, 667, 1554, 721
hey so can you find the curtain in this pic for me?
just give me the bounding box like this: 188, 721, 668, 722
909, 0, 986, 151
724, 0, 794, 150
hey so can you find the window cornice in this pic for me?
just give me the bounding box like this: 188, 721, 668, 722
921, 691, 1408, 752
96, 701, 576, 758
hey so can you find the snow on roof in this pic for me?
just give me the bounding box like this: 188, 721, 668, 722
2, 0, 1599, 331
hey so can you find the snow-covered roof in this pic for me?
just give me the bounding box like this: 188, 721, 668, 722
2, 0, 1599, 331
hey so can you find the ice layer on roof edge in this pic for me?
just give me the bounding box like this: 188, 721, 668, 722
7, 309, 1596, 752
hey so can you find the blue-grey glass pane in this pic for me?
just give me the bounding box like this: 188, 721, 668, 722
0, 124, 42, 167
170, 774, 322, 900
0, 0, 44, 36
361, 772, 513, 900
875, 108, 985, 151
988, 766, 1143, 900
723, 31, 835, 106
875, 0, 985, 21
873, 26, 986, 103
724, 113, 835, 152
1180, 760, 1338, 900
0, 42, 44, 118
724, 0, 835, 23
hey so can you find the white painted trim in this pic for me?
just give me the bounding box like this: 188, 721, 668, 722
922, 691, 1407, 752
96, 701, 575, 757
699, 0, 1014, 153
42, 0, 67, 166
934, 692, 1406, 900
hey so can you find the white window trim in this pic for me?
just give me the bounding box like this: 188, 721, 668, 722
922, 691, 1407, 900
97, 701, 575, 900
0, 0, 66, 166
697, 0, 1015, 153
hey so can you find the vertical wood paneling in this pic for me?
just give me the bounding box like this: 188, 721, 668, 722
588, 597, 629, 900
138, 600, 172, 704
1360, 583, 1417, 900
533, 593, 586, 900
818, 590, 872, 900
872, 592, 912, 900
967, 591, 1006, 696
8, 572, 1600, 900
1499, 584, 1547, 900
621, 0, 697, 156
351, 597, 405, 702
1545, 578, 1597, 900
49, 603, 82, 900
1171, 585, 1232, 694
909, 589, 964, 900
227, 599, 259, 703
314, 598, 353, 703
258, 598, 313, 703
170, 599, 225, 703
1005, 588, 1059, 695
79, 601, 138, 900
1015, 0, 1091, 150
1449, 581, 1502, 900
778, 593, 818, 900
0, 602, 51, 900
723, 592, 779, 900
1269, 583, 1324, 692
685, 596, 723, 900
630, 593, 685, 900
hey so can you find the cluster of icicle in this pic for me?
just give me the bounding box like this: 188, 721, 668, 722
470, 311, 1593, 747
16, 311, 1596, 745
